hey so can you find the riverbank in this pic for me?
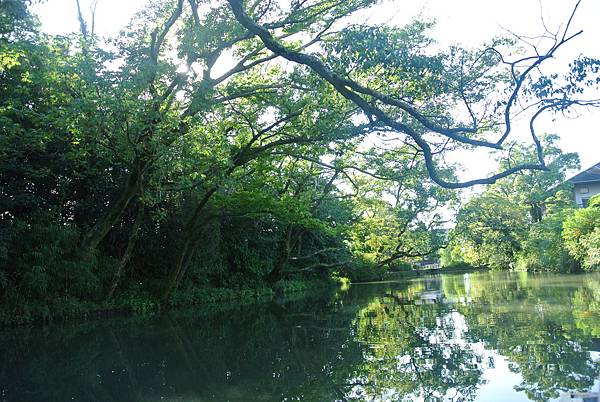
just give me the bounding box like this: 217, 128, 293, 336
0, 277, 348, 327
349, 264, 485, 284
0, 264, 488, 326
396, 264, 487, 279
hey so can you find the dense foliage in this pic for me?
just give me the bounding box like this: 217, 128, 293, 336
563, 194, 600, 270
1, 0, 599, 322
448, 137, 600, 272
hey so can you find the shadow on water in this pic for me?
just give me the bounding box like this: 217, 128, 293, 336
1, 271, 599, 401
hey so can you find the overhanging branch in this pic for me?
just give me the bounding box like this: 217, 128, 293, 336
225, 0, 595, 189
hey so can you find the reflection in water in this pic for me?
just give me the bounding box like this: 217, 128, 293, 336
558, 379, 599, 402
1, 272, 599, 401
443, 273, 600, 402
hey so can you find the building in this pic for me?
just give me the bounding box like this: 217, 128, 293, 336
558, 386, 599, 402
566, 161, 600, 208
412, 259, 440, 270
558, 371, 599, 401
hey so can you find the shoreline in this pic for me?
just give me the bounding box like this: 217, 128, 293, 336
0, 278, 344, 328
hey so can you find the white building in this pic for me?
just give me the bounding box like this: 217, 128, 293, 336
559, 387, 599, 402
567, 162, 600, 208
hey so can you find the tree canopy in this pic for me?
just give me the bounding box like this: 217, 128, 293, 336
1, 0, 599, 320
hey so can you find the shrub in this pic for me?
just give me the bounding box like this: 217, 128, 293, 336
563, 200, 600, 271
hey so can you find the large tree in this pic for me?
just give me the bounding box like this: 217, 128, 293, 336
2, 0, 600, 312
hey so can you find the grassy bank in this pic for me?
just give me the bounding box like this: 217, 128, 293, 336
0, 277, 346, 327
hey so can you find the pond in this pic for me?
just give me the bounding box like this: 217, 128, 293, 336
1, 271, 599, 402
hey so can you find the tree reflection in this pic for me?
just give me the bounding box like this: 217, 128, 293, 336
444, 272, 600, 402
0, 293, 367, 402
572, 275, 600, 338
1, 274, 599, 402
347, 292, 484, 401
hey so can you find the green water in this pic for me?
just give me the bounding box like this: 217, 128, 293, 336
1, 271, 599, 402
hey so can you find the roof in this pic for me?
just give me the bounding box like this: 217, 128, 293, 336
566, 162, 600, 184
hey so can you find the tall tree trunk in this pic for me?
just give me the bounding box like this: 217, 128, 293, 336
266, 226, 294, 284
162, 238, 191, 301
106, 201, 145, 300
81, 164, 145, 250
174, 236, 202, 288
161, 188, 217, 301
161, 227, 206, 301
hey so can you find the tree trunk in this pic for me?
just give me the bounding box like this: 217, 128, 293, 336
106, 201, 145, 300
174, 237, 202, 288
161, 188, 218, 301
81, 165, 144, 250
266, 226, 294, 284
162, 238, 191, 301
161, 227, 207, 301
530, 203, 543, 223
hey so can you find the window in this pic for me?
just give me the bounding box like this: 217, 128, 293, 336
580, 186, 589, 194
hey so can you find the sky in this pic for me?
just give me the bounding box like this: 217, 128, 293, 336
32, 0, 600, 180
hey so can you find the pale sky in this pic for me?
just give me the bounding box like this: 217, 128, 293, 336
33, 0, 600, 179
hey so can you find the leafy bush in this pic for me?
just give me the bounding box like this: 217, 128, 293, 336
340, 262, 387, 282
2, 221, 118, 300
517, 211, 578, 272
563, 197, 600, 271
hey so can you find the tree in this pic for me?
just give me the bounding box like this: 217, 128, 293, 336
452, 193, 528, 269
75, 0, 600, 257
2, 0, 600, 317
494, 134, 580, 223
226, 0, 600, 188
449, 135, 582, 271
563, 194, 600, 270
516, 190, 579, 272
346, 148, 456, 269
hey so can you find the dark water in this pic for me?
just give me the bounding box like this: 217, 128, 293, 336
1, 271, 600, 402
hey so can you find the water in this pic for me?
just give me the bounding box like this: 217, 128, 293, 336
1, 271, 599, 402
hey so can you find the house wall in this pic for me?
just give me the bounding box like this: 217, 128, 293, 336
573, 182, 600, 207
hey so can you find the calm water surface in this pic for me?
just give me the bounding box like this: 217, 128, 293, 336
1, 271, 600, 402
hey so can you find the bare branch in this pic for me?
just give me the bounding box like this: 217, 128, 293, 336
75, 0, 88, 37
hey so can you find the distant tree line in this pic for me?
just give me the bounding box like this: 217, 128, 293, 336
445, 135, 600, 272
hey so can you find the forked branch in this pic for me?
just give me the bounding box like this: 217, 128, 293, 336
226, 0, 598, 189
